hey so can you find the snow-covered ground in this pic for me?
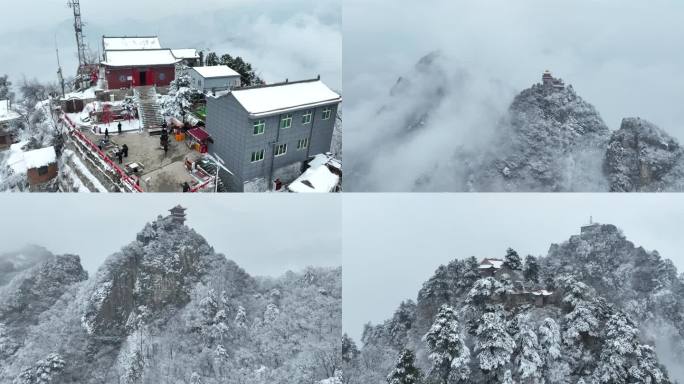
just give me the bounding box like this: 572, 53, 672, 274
66, 112, 142, 135
63, 149, 108, 192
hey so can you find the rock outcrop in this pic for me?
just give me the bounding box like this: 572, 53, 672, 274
82, 215, 221, 338
477, 73, 611, 191
605, 117, 684, 191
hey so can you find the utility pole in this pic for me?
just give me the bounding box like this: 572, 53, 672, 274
55, 40, 66, 99
67, 0, 88, 70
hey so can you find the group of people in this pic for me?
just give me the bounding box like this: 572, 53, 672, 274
102, 122, 125, 139
116, 144, 129, 164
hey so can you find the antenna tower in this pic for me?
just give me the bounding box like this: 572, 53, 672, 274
67, 0, 88, 69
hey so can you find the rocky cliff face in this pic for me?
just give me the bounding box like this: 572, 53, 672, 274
82, 215, 222, 338
477, 79, 611, 191
544, 223, 684, 334
605, 117, 684, 191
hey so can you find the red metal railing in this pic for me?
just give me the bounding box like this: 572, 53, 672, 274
61, 113, 143, 193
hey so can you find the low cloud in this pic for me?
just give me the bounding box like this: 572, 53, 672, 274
344, 0, 684, 191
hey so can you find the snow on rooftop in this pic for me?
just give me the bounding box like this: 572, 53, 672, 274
288, 154, 341, 193
103, 36, 161, 51
61, 87, 97, 101
0, 99, 21, 123
172, 49, 200, 59
103, 49, 181, 67
479, 259, 504, 269
288, 166, 340, 193
7, 143, 56, 174
192, 65, 240, 79
308, 153, 341, 170
229, 80, 341, 117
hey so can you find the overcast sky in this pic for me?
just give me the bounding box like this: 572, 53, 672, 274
0, 0, 340, 91
343, 194, 684, 342
345, 0, 684, 133
0, 194, 341, 277
344, 0, 684, 191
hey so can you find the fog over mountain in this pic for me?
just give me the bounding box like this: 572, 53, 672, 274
344, 0, 684, 192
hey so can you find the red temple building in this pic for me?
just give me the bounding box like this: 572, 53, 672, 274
101, 36, 197, 89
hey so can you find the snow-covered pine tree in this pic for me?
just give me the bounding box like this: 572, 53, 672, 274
386, 349, 423, 384
514, 314, 543, 383
463, 256, 482, 287
387, 300, 416, 348
503, 248, 522, 271
16, 353, 66, 384
234, 305, 248, 328
592, 311, 666, 383
0, 74, 14, 101
422, 304, 470, 383
537, 318, 569, 382
475, 310, 515, 381
523, 255, 539, 283
342, 334, 360, 363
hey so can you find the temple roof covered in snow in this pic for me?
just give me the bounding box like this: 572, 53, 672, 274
103, 36, 162, 51
171, 49, 200, 60
479, 258, 504, 269
192, 65, 240, 79
224, 79, 342, 118
102, 49, 181, 67
0, 100, 21, 123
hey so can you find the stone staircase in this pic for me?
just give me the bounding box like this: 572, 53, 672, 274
134, 86, 164, 135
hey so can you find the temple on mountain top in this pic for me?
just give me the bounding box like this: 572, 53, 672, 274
169, 205, 187, 225
542, 70, 565, 90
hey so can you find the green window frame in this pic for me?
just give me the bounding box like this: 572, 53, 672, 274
297, 138, 309, 150
250, 149, 264, 162
253, 120, 265, 135
275, 143, 287, 157
280, 114, 293, 129
322, 107, 332, 120
302, 110, 312, 125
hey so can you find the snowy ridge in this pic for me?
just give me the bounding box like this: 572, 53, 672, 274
345, 224, 683, 383
1, 211, 342, 384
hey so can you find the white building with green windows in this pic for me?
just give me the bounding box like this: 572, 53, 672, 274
205, 78, 341, 191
